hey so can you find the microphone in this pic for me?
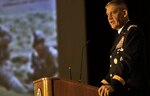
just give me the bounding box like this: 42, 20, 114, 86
78, 40, 90, 82
69, 66, 72, 80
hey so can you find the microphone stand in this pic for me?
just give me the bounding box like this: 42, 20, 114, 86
79, 41, 89, 82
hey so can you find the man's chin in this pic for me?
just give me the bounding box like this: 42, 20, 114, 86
111, 26, 116, 29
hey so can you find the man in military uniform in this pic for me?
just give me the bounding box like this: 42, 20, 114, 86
98, 0, 149, 96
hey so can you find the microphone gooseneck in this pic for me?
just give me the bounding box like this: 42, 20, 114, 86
79, 40, 89, 82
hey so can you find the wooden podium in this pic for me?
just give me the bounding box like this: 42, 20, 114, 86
33, 77, 99, 96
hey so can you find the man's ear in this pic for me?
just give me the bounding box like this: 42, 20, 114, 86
123, 9, 128, 18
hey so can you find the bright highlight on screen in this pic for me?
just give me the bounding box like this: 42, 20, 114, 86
0, 0, 58, 95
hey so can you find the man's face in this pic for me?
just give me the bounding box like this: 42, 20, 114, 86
106, 4, 126, 30
35, 43, 45, 55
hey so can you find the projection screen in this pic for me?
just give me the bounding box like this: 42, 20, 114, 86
0, 0, 58, 95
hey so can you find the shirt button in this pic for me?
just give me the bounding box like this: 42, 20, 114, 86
110, 55, 112, 58
110, 74, 113, 77
110, 64, 112, 67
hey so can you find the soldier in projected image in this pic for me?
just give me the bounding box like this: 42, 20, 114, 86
27, 31, 58, 83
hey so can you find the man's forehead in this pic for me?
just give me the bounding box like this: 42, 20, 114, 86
106, 5, 120, 12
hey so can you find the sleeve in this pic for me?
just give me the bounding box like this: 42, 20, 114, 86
98, 74, 110, 87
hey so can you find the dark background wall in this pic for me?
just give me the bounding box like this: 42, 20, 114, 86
85, 0, 150, 86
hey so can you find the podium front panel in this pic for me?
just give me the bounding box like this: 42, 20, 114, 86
33, 77, 99, 96
53, 79, 98, 96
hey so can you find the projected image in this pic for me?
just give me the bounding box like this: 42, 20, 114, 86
0, 0, 58, 96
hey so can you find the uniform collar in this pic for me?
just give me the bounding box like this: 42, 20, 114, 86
118, 20, 130, 34
118, 26, 123, 34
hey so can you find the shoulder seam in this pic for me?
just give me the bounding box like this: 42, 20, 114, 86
127, 25, 137, 31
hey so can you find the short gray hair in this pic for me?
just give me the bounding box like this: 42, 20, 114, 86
105, 0, 128, 11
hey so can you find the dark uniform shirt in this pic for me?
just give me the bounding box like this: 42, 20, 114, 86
28, 46, 58, 81
100, 21, 148, 96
